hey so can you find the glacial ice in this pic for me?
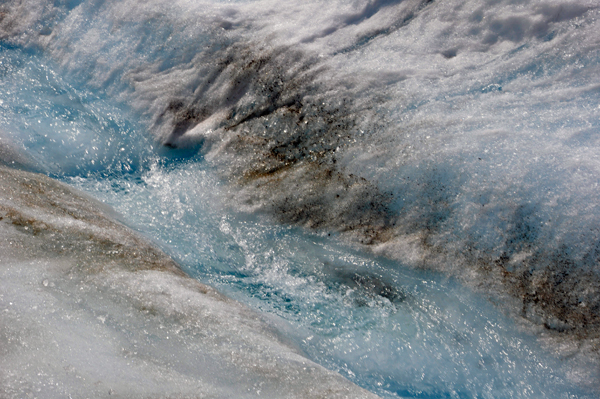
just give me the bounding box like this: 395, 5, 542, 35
0, 165, 378, 398
1, 0, 600, 397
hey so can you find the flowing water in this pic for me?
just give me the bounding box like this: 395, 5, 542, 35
1, 0, 599, 397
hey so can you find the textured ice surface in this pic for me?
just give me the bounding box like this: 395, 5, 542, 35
6, 0, 597, 346
68, 160, 599, 398
1, 0, 600, 397
0, 166, 378, 398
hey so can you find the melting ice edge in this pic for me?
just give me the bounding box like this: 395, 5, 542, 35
1, 0, 600, 397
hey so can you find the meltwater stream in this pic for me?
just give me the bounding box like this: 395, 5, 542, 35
1, 0, 600, 397
66, 162, 589, 398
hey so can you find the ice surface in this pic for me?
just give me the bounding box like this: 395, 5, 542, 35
67, 161, 599, 398
1, 0, 600, 397
0, 166, 378, 398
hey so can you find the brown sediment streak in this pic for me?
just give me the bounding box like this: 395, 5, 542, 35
0, 165, 185, 276
155, 42, 397, 242
153, 38, 600, 356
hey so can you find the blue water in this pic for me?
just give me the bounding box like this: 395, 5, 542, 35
1, 0, 600, 397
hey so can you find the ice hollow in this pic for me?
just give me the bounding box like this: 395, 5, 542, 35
0, 165, 378, 398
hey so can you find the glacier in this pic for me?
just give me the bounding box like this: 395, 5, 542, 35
1, 0, 600, 397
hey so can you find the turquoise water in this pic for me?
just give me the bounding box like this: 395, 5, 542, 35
2, 0, 600, 397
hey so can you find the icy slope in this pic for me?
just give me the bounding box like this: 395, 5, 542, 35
1, 0, 600, 396
0, 165, 378, 399
4, 0, 596, 348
